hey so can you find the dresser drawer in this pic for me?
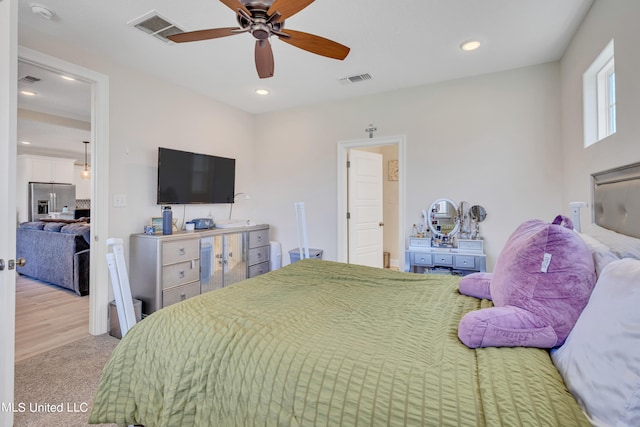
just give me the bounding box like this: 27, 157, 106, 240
162, 281, 200, 307
458, 239, 484, 252
248, 229, 269, 249
408, 237, 432, 249
454, 255, 476, 270
162, 239, 199, 265
248, 261, 270, 278
433, 253, 454, 266
162, 259, 200, 289
248, 246, 269, 266
413, 253, 432, 266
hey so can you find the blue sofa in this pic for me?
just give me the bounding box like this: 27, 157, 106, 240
16, 221, 90, 296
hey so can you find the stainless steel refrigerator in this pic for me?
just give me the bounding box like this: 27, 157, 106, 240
29, 182, 76, 221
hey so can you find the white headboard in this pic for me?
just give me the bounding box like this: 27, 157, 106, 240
592, 162, 640, 239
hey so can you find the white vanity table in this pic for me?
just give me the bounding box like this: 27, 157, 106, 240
404, 198, 487, 275
405, 238, 486, 274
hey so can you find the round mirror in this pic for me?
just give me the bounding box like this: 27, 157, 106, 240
428, 198, 460, 238
470, 205, 487, 222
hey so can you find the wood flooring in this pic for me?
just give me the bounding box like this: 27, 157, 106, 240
15, 274, 89, 362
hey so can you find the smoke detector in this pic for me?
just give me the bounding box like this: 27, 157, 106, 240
30, 3, 55, 20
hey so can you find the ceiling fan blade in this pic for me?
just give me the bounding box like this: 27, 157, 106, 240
219, 0, 251, 16
168, 27, 240, 43
278, 29, 350, 60
255, 39, 275, 79
268, 0, 314, 22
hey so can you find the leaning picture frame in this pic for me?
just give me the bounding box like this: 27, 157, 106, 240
150, 217, 163, 234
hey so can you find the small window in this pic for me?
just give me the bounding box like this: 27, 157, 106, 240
597, 57, 616, 139
583, 39, 616, 147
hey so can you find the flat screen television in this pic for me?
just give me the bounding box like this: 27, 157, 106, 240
157, 147, 235, 205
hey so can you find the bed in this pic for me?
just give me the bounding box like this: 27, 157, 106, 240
89, 163, 640, 427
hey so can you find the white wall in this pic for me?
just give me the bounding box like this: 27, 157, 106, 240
561, 0, 640, 229
253, 62, 564, 269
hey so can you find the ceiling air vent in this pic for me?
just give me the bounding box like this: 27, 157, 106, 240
339, 73, 372, 85
19, 75, 42, 84
128, 11, 185, 43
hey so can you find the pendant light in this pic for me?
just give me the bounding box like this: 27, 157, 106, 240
80, 140, 91, 180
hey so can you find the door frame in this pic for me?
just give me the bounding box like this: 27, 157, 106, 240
18, 46, 111, 335
337, 135, 406, 264
1, 1, 18, 424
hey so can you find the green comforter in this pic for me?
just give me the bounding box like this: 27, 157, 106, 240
90, 259, 589, 426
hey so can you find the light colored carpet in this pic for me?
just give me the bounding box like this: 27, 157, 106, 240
14, 334, 120, 427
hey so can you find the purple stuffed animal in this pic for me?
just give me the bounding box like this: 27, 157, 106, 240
458, 215, 596, 348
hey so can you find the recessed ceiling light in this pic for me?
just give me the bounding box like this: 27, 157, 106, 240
460, 40, 481, 51
20, 141, 32, 145
20, 90, 37, 96
61, 75, 76, 81
255, 89, 269, 96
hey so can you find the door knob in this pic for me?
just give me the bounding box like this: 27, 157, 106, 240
17, 257, 26, 267
0, 259, 4, 271
379, 222, 384, 227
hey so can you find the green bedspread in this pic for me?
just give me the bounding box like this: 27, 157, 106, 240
90, 259, 589, 426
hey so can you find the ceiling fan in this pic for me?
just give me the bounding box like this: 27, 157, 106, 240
167, 0, 350, 79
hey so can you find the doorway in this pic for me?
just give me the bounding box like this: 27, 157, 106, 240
18, 47, 111, 336
337, 135, 406, 269
15, 58, 91, 360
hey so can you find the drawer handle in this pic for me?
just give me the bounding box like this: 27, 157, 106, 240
257, 252, 262, 258
420, 257, 426, 262
179, 270, 185, 278
257, 235, 262, 241
179, 248, 185, 255
463, 260, 468, 265
180, 293, 186, 301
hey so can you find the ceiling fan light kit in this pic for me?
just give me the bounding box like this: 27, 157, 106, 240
168, 0, 350, 79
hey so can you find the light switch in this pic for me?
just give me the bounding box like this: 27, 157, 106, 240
113, 194, 127, 207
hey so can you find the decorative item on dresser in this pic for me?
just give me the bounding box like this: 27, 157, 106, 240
405, 198, 487, 274
129, 224, 270, 315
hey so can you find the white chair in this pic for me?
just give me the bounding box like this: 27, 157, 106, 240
106, 238, 137, 338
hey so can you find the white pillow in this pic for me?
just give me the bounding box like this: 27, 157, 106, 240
583, 223, 640, 259
551, 258, 640, 427
577, 231, 619, 277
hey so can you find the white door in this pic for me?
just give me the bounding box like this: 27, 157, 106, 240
1, 0, 17, 425
348, 149, 383, 267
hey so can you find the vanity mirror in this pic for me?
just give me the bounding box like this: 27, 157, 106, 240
469, 205, 487, 238
470, 205, 487, 222
428, 198, 460, 241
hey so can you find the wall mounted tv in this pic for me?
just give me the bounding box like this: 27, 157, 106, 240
157, 147, 235, 205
